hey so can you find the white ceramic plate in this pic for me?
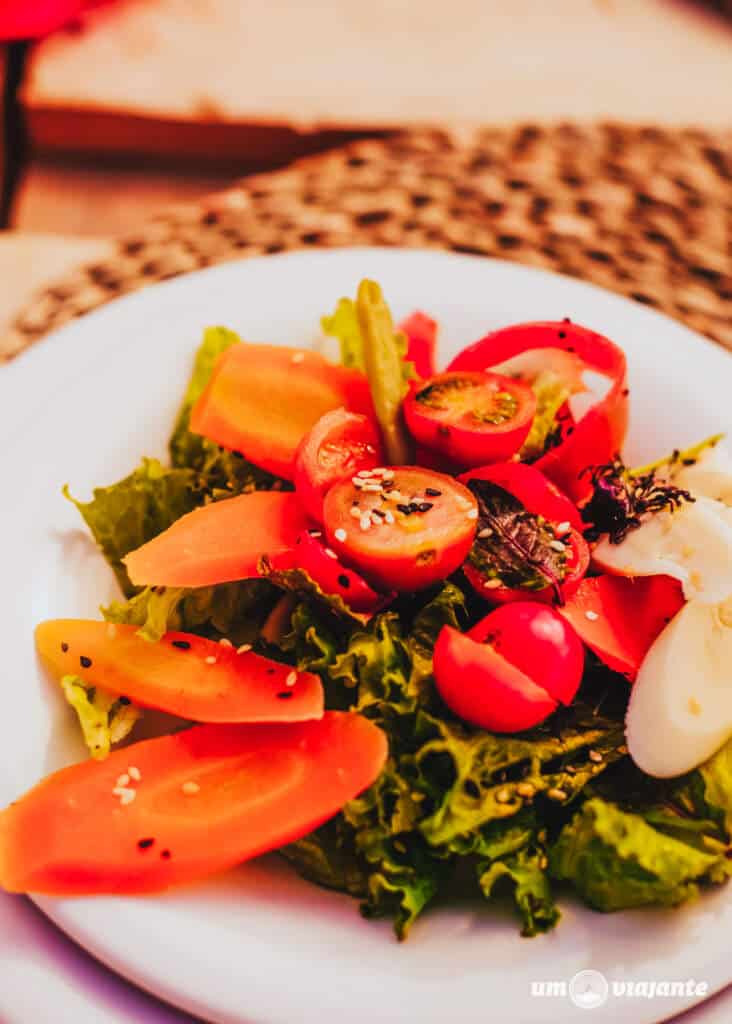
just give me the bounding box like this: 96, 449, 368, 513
1, 249, 731, 1024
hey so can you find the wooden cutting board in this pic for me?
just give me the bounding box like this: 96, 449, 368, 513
21, 0, 732, 166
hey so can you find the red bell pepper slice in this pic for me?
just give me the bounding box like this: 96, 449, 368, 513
448, 321, 629, 502
399, 311, 438, 379
558, 574, 685, 681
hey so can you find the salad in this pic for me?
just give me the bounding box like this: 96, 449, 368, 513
2, 278, 732, 940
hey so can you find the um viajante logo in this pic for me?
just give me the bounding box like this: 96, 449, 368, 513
530, 971, 708, 1009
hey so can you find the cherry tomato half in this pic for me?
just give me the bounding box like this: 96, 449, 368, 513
403, 371, 536, 468
323, 467, 477, 592
433, 603, 584, 732
459, 462, 590, 605
294, 408, 383, 523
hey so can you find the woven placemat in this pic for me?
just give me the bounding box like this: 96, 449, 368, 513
3, 123, 732, 361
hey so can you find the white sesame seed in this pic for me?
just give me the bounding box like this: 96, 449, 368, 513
384, 510, 395, 524
370, 511, 383, 526
549, 539, 566, 552
385, 490, 403, 502
555, 521, 571, 536
182, 781, 201, 795
334, 528, 347, 542
349, 506, 362, 519
237, 643, 252, 654
369, 467, 387, 476
205, 655, 217, 664
308, 530, 322, 538
352, 477, 366, 488
547, 788, 567, 802
128, 766, 141, 782
382, 469, 395, 478
291, 352, 305, 364
219, 637, 233, 648
589, 750, 603, 763
516, 782, 536, 798
324, 547, 338, 559
116, 774, 130, 787
483, 578, 503, 590
359, 516, 372, 531
120, 790, 136, 806
286, 670, 298, 687
585, 610, 599, 622
113, 786, 135, 801
361, 482, 384, 493
355, 469, 373, 478
478, 527, 493, 538
496, 788, 511, 803
466, 508, 478, 520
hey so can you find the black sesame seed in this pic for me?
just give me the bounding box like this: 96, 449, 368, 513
118, 696, 131, 705
437, 425, 450, 437
562, 316, 571, 323
80, 655, 92, 669
558, 330, 566, 339
161, 849, 171, 860
396, 503, 413, 515
338, 574, 350, 588
137, 838, 155, 850
277, 691, 294, 699
267, 668, 276, 675
417, 502, 434, 513
172, 639, 191, 650
371, 508, 386, 518
425, 488, 441, 497
61, 642, 69, 653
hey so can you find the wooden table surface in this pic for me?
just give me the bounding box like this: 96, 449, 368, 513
3, 0, 732, 341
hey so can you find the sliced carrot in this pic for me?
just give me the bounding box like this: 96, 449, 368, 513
0, 712, 387, 895
190, 343, 374, 479
123, 491, 307, 588
36, 620, 323, 724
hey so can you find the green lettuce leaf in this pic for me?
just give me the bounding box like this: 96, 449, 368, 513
281, 818, 369, 897
549, 797, 728, 911
322, 280, 413, 464
321, 299, 366, 371
520, 370, 570, 461
413, 702, 625, 848
61, 675, 141, 760
478, 846, 560, 937
630, 433, 725, 479
169, 325, 239, 468
103, 578, 279, 645
64, 459, 204, 597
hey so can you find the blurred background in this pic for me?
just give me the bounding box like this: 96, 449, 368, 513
1, 0, 731, 335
